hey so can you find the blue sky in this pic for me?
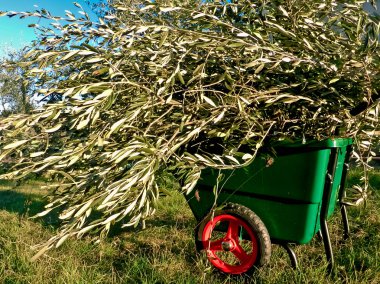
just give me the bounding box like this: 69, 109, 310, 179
0, 1, 97, 57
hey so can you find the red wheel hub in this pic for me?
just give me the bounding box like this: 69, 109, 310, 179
202, 214, 259, 274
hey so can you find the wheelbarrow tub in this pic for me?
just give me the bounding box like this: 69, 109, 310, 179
186, 138, 352, 244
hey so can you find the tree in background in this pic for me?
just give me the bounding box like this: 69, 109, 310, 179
0, 0, 379, 256
85, 0, 112, 17
0, 49, 34, 116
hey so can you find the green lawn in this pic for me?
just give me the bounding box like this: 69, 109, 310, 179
0, 170, 379, 284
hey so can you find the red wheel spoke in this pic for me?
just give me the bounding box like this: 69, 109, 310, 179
207, 238, 224, 251
227, 220, 240, 240
200, 210, 267, 275
232, 244, 250, 264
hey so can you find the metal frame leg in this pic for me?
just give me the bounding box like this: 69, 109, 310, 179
320, 148, 339, 273
338, 145, 352, 240
340, 194, 350, 240
320, 220, 334, 272
280, 243, 298, 269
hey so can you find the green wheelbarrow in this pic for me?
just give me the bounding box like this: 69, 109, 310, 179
185, 138, 353, 274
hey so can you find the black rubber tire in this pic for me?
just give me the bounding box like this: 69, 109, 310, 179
194, 203, 271, 274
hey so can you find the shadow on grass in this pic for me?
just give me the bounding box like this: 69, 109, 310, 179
0, 189, 61, 227
106, 209, 195, 239
0, 190, 45, 216
0, 185, 196, 239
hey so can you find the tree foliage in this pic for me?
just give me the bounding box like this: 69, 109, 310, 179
0, 0, 379, 254
85, 0, 112, 17
0, 50, 34, 116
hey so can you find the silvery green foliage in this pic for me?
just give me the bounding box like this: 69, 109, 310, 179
0, 0, 379, 255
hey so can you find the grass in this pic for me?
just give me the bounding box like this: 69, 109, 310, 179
0, 169, 379, 284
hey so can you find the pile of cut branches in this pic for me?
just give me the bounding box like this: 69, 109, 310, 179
0, 0, 379, 253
